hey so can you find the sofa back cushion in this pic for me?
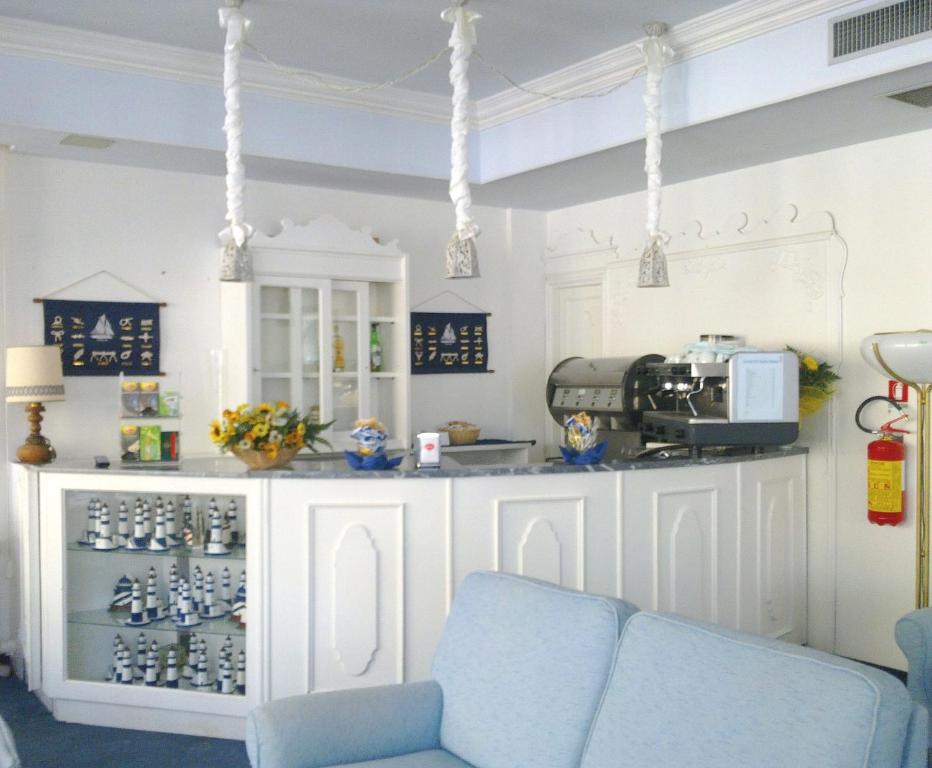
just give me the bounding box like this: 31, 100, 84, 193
581, 612, 916, 768
432, 571, 637, 768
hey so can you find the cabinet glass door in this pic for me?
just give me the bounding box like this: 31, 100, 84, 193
256, 279, 329, 416
63, 490, 247, 695
330, 282, 369, 442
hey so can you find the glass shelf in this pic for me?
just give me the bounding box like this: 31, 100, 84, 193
67, 542, 246, 561
69, 609, 245, 638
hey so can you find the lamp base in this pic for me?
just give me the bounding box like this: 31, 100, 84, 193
17, 402, 55, 465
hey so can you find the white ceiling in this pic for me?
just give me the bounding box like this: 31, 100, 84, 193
0, 0, 735, 99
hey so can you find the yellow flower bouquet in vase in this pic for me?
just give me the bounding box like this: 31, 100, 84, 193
210, 402, 332, 470
787, 347, 841, 418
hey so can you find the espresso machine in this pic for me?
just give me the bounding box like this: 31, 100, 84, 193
546, 356, 671, 456
639, 351, 799, 447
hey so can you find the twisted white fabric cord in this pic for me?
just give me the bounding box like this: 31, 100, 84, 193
641, 34, 673, 242
219, 5, 253, 249
442, 3, 480, 242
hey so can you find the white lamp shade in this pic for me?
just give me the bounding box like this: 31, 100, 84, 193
6, 345, 65, 403
861, 331, 932, 385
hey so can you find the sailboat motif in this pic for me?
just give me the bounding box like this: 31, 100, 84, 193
440, 323, 457, 345
90, 314, 115, 341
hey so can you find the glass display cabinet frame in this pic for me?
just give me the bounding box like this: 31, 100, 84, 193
221, 215, 410, 452
38, 472, 266, 738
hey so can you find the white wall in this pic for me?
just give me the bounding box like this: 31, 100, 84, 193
547, 127, 932, 669
0, 153, 547, 651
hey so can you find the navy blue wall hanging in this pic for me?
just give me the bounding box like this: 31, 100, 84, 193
411, 311, 490, 374
43, 299, 161, 376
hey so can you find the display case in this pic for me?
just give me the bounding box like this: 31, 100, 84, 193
221, 215, 410, 451
38, 472, 264, 739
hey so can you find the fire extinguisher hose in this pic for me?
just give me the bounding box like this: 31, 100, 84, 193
856, 395, 907, 434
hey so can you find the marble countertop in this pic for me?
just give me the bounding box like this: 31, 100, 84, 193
17, 446, 808, 480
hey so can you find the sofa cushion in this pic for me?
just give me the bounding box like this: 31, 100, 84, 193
581, 612, 916, 768
330, 749, 475, 768
432, 571, 637, 768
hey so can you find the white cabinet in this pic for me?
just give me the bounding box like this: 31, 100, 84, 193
222, 215, 409, 450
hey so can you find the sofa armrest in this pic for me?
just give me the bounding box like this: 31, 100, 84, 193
901, 703, 929, 768
246, 680, 442, 768
895, 609, 932, 705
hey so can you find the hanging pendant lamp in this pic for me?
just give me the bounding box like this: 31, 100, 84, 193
443, 0, 481, 279
637, 22, 673, 288
218, 0, 254, 282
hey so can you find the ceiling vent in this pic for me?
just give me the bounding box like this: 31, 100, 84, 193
59, 134, 114, 150
830, 0, 932, 63
887, 82, 932, 107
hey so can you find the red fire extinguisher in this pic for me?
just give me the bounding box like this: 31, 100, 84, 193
856, 396, 909, 526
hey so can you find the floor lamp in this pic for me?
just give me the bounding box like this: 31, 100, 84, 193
862, 331, 932, 608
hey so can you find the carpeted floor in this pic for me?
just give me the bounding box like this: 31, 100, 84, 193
0, 677, 249, 767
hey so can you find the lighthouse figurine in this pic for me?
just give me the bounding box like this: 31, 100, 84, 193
235, 650, 246, 695
124, 580, 151, 627
144, 644, 159, 686
205, 506, 230, 556
80, 498, 98, 546
107, 634, 124, 681
124, 502, 149, 550
142, 499, 152, 537
165, 499, 181, 547
226, 499, 239, 545
147, 502, 169, 551
116, 501, 129, 547
168, 563, 179, 617
174, 580, 201, 628
219, 659, 234, 694
192, 651, 211, 688
181, 634, 198, 680
109, 574, 133, 612
192, 565, 204, 611
165, 647, 179, 689
220, 567, 232, 611
93, 503, 118, 550
230, 571, 247, 629
120, 647, 134, 684
200, 571, 226, 619
145, 567, 165, 621
134, 633, 147, 680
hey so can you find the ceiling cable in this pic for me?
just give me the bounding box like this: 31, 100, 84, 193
243, 40, 648, 102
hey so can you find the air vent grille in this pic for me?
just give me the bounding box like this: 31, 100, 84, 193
831, 0, 932, 62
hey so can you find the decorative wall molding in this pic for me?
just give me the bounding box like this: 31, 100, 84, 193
332, 524, 379, 677
0, 0, 859, 130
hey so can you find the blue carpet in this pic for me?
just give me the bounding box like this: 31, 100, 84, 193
0, 677, 249, 767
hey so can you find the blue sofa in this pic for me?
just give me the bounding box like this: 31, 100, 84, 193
248, 572, 927, 768
896, 607, 932, 748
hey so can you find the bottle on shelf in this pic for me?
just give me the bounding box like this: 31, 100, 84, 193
333, 323, 345, 372
370, 323, 383, 373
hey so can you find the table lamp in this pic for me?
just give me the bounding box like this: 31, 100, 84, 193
861, 330, 932, 608
5, 345, 65, 464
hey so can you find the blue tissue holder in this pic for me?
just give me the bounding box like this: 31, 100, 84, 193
559, 441, 608, 465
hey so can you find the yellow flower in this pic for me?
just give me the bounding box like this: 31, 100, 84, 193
296, 422, 306, 436
284, 431, 302, 447
209, 420, 223, 444
264, 443, 280, 460
276, 400, 289, 410
253, 422, 269, 438
236, 403, 249, 414
802, 355, 819, 372
257, 402, 274, 416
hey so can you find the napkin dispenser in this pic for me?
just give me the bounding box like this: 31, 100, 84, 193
416, 432, 442, 468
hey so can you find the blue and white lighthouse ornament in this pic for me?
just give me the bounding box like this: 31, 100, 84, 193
230, 571, 247, 629
145, 567, 165, 620
134, 633, 147, 680
227, 499, 239, 545
147, 503, 169, 551
220, 567, 232, 610
205, 506, 230, 556
106, 634, 124, 681
125, 502, 148, 550
181, 634, 198, 680
116, 501, 129, 547
192, 651, 212, 688
124, 580, 151, 627
165, 647, 179, 688
109, 574, 133, 612
164, 499, 181, 547
168, 563, 179, 617
142, 499, 153, 537
120, 647, 134, 684
174, 580, 201, 628
236, 650, 246, 695
192, 565, 204, 611
219, 659, 234, 694
200, 571, 226, 619
93, 503, 118, 550
80, 498, 98, 546
144, 643, 159, 686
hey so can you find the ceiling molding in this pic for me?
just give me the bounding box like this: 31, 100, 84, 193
0, 16, 452, 124
0, 0, 859, 131
476, 0, 859, 128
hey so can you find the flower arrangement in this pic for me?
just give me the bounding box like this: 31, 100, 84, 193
210, 402, 331, 469
787, 347, 841, 418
